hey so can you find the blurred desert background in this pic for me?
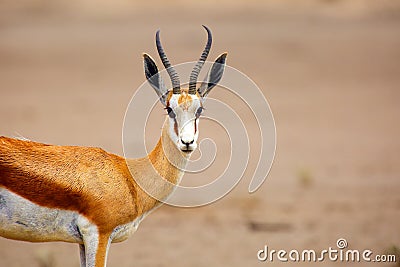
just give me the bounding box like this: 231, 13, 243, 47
1, 0, 400, 266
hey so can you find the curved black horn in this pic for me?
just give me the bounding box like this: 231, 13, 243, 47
188, 25, 212, 94
156, 30, 181, 94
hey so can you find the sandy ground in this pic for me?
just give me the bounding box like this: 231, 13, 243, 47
0, 1, 400, 266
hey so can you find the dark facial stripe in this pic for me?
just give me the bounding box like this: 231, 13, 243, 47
173, 119, 179, 136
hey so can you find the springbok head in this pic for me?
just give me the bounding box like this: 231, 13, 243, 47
143, 25, 227, 153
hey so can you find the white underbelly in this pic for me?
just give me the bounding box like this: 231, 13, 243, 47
0, 187, 84, 243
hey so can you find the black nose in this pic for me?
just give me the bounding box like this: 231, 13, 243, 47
181, 139, 194, 147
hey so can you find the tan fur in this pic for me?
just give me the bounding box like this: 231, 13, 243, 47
166, 89, 197, 109
95, 235, 110, 266
178, 92, 193, 110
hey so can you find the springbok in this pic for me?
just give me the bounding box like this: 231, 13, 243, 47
0, 25, 227, 267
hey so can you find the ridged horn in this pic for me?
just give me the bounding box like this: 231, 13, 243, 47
156, 30, 181, 94
188, 25, 212, 94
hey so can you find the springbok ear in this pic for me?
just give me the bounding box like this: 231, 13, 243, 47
143, 53, 168, 106
198, 52, 227, 99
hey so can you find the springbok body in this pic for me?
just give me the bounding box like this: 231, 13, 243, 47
0, 26, 227, 267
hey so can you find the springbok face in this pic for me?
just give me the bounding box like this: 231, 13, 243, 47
165, 91, 202, 152
143, 25, 227, 153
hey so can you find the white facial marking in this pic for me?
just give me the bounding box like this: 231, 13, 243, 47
167, 93, 202, 152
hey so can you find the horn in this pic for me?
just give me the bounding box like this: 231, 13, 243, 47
188, 25, 212, 94
156, 30, 181, 94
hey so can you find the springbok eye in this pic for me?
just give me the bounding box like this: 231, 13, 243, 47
196, 107, 203, 118
165, 107, 176, 119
